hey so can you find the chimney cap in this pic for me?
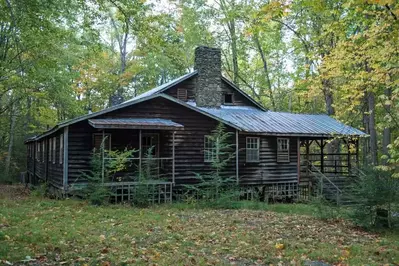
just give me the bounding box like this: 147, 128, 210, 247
195, 46, 221, 52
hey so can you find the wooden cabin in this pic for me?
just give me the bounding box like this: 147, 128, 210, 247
25, 46, 365, 201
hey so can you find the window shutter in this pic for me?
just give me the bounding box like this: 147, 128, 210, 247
177, 88, 187, 101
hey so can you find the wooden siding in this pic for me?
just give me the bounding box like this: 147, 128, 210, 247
165, 76, 257, 107
27, 133, 64, 188
47, 133, 64, 188
67, 97, 237, 187
238, 135, 299, 185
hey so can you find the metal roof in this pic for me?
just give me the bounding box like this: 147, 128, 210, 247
187, 103, 365, 137
124, 71, 198, 103
123, 71, 267, 111
88, 118, 184, 130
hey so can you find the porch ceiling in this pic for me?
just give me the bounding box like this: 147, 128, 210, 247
88, 118, 184, 130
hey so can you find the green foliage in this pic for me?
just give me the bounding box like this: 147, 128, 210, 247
130, 146, 159, 207
76, 149, 110, 205
184, 123, 238, 206
72, 138, 135, 205
30, 182, 49, 198
349, 167, 399, 229
310, 196, 344, 221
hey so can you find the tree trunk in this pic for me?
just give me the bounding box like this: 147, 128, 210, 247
220, 0, 238, 84
368, 91, 378, 165
254, 33, 276, 110
5, 100, 17, 179
229, 20, 238, 85
323, 78, 339, 168
382, 88, 391, 164
362, 91, 370, 166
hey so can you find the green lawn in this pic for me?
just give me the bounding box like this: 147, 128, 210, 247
0, 194, 398, 265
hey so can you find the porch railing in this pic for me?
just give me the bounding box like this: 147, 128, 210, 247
309, 163, 343, 205
103, 157, 175, 184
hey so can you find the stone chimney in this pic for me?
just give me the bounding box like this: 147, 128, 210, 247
194, 46, 222, 108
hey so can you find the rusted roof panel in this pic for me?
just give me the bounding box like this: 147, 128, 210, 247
88, 118, 184, 130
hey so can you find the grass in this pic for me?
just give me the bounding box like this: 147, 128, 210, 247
0, 193, 399, 265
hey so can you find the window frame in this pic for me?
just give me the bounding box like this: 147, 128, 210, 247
59, 134, 63, 164
277, 138, 290, 163
52, 137, 56, 164
36, 142, 40, 162
204, 135, 217, 163
42, 141, 45, 162
246, 137, 260, 162
93, 133, 112, 151
141, 133, 160, 157
49, 138, 52, 162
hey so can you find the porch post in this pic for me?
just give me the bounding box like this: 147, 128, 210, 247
139, 129, 142, 178
356, 138, 360, 169
320, 139, 324, 173
297, 138, 300, 182
347, 139, 351, 175
235, 130, 239, 184
172, 131, 175, 184
101, 129, 105, 183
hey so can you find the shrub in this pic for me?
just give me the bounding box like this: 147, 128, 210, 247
184, 123, 239, 206
71, 136, 135, 205
349, 167, 399, 228
130, 146, 159, 207
310, 196, 343, 220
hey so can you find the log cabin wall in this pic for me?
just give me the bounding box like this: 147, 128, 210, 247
26, 143, 35, 177
28, 132, 65, 188
34, 139, 46, 181
46, 132, 64, 189
67, 97, 237, 188
238, 135, 299, 185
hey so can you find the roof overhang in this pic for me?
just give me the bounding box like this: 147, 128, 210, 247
88, 118, 184, 131
240, 131, 367, 138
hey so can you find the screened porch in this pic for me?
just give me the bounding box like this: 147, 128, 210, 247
89, 118, 183, 185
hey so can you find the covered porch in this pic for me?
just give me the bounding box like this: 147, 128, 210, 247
299, 136, 361, 202
89, 118, 184, 203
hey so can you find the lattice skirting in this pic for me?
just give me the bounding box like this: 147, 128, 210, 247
107, 182, 173, 204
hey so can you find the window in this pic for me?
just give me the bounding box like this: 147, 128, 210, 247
277, 138, 290, 162
42, 141, 45, 162
246, 137, 260, 162
93, 133, 111, 151
52, 137, 56, 164
49, 139, 52, 162
141, 133, 159, 157
204, 135, 217, 162
36, 142, 40, 161
59, 134, 63, 164
177, 88, 187, 101
224, 93, 233, 104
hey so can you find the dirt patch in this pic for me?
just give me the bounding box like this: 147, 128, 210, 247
0, 184, 30, 200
